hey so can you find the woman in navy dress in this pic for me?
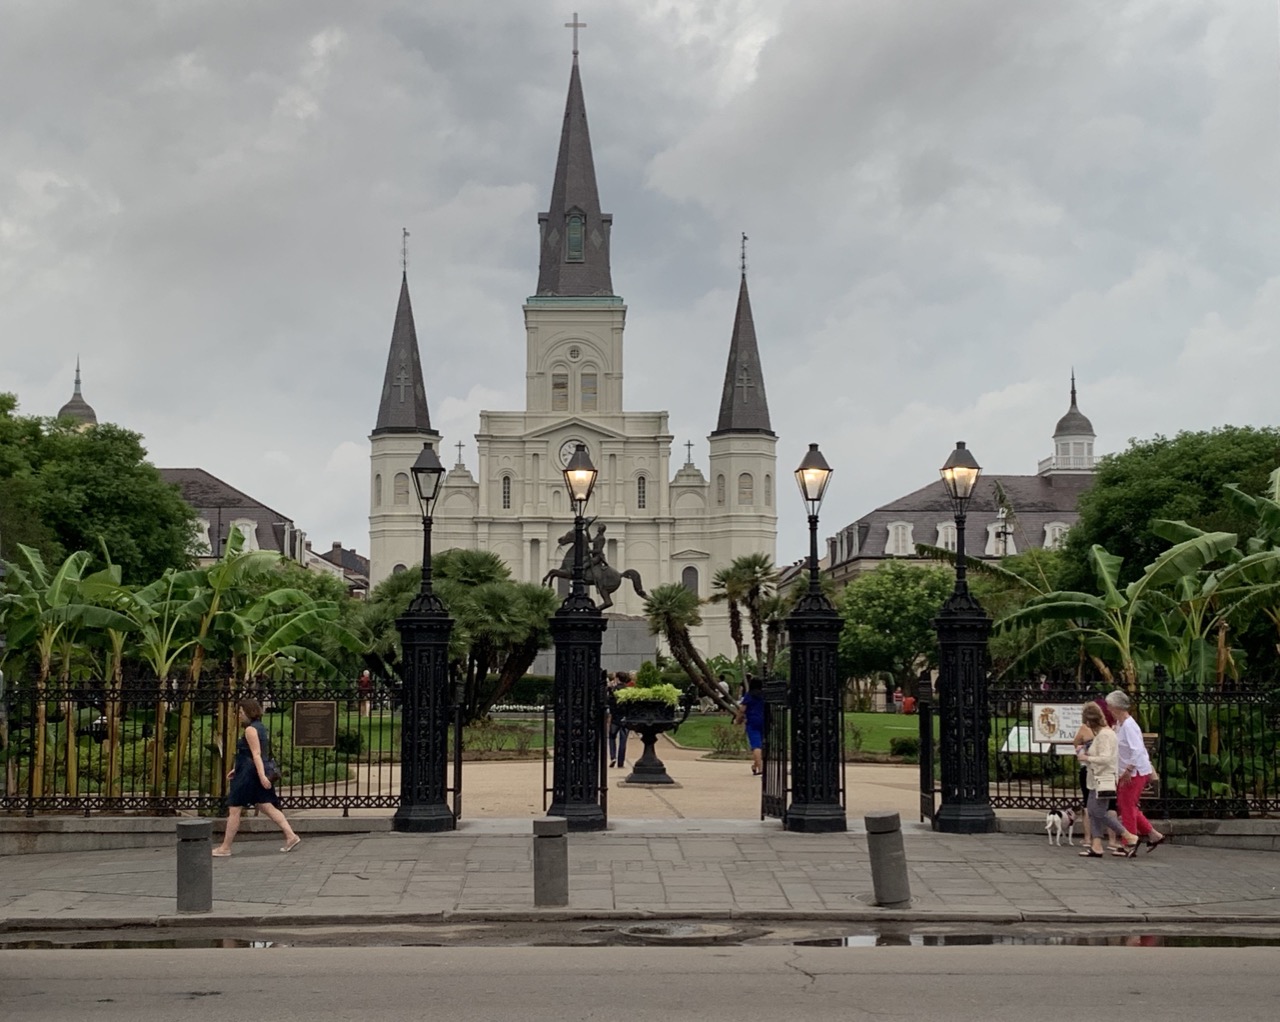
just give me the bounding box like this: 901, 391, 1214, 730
212, 697, 301, 857
734, 674, 767, 776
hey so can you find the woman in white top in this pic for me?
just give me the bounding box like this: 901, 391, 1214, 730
1075, 702, 1139, 858
1105, 690, 1167, 852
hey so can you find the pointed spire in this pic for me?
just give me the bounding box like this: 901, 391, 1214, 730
58, 357, 97, 426
373, 272, 438, 437
1053, 371, 1094, 438
712, 268, 774, 436
535, 56, 614, 297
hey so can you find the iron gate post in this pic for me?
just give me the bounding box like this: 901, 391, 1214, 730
548, 509, 608, 832
393, 514, 457, 833
784, 511, 847, 833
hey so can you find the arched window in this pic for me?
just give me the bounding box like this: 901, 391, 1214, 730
737, 472, 754, 505
501, 475, 512, 510
764, 474, 773, 507
566, 214, 585, 262
681, 566, 699, 594
637, 475, 647, 509
373, 473, 382, 507
886, 521, 914, 556
936, 522, 957, 552
716, 474, 726, 506
551, 371, 569, 411
1043, 522, 1069, 550
581, 371, 598, 411
392, 563, 407, 575
393, 472, 410, 506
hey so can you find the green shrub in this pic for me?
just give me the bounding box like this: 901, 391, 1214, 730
615, 683, 682, 708
711, 723, 747, 755
889, 736, 920, 757
334, 729, 363, 756
502, 674, 555, 706
844, 721, 864, 753
635, 661, 663, 687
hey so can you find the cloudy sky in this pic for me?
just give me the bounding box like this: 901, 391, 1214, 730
3, 1, 1278, 564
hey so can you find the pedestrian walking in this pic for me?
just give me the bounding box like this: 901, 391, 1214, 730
357, 669, 373, 717
1074, 701, 1139, 858
734, 673, 766, 776
607, 671, 631, 768
212, 697, 300, 857
1105, 690, 1167, 852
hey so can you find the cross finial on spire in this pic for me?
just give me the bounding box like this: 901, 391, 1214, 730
684, 439, 694, 465
402, 228, 410, 273
455, 440, 464, 466
1070, 368, 1077, 407
564, 12, 586, 59
740, 232, 748, 276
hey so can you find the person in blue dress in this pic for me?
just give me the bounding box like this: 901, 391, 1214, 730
212, 697, 300, 857
734, 674, 766, 776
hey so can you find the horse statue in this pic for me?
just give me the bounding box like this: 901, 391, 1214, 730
541, 522, 647, 610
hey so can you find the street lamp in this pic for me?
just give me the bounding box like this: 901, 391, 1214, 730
548, 443, 608, 831
785, 443, 846, 833
392, 442, 456, 833
933, 440, 996, 833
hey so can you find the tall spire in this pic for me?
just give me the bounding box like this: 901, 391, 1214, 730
535, 51, 613, 297
1053, 370, 1094, 438
57, 357, 97, 427
712, 265, 774, 436
373, 272, 437, 436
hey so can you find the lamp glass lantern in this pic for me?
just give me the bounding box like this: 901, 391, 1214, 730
410, 443, 446, 517
562, 443, 598, 514
794, 442, 833, 517
939, 441, 981, 513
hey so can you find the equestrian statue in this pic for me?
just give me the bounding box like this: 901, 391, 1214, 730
541, 522, 647, 610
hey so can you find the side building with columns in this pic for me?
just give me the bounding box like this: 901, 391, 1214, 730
367, 51, 777, 659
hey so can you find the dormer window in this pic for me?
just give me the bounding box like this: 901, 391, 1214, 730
886, 521, 914, 556
566, 215, 585, 262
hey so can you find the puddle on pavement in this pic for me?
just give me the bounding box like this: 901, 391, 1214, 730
5, 928, 1280, 950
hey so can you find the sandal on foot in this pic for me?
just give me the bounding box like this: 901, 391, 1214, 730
1110, 848, 1131, 857
211, 849, 231, 858
1145, 835, 1167, 853
281, 838, 301, 853
1079, 850, 1104, 858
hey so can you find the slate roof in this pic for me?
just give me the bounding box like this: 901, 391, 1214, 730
319, 542, 371, 584
535, 57, 614, 297
831, 473, 1093, 565
158, 468, 295, 558
712, 274, 774, 436
56, 360, 97, 426
373, 273, 437, 436
1053, 374, 1094, 437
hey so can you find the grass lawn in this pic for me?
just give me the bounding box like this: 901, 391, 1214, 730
670, 711, 935, 755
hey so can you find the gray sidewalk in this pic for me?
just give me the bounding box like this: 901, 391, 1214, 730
2, 819, 1278, 931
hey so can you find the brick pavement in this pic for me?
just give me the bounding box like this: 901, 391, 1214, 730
2, 820, 1278, 931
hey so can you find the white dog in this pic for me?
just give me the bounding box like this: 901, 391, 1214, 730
1045, 808, 1076, 846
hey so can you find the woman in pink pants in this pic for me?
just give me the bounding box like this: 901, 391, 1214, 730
1105, 690, 1167, 852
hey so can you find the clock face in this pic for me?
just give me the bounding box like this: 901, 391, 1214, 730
559, 439, 586, 467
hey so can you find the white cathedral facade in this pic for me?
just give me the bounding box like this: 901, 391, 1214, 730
368, 52, 778, 658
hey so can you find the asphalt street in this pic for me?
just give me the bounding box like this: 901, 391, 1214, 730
3, 946, 1277, 1022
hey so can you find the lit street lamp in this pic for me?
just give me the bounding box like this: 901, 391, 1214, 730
548, 443, 608, 831
933, 440, 996, 833
785, 443, 846, 833
392, 442, 456, 833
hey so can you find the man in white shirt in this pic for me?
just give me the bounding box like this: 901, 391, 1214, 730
1105, 690, 1167, 851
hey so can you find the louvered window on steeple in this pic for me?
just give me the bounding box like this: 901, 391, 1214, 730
737, 473, 754, 505
393, 472, 410, 506
552, 372, 569, 411
373, 474, 382, 507
581, 372, 597, 411
566, 215, 585, 262
501, 476, 512, 510
637, 475, 647, 509
716, 475, 726, 506
764, 474, 773, 507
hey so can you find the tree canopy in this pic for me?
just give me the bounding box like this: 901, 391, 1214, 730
0, 394, 197, 582
1061, 426, 1280, 589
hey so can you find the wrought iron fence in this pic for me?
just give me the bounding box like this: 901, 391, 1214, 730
0, 676, 402, 815
987, 677, 1280, 818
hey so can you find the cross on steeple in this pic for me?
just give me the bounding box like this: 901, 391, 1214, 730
736, 364, 755, 403
394, 366, 410, 402
564, 12, 586, 57
402, 227, 410, 273
684, 440, 694, 464
740, 232, 748, 275
455, 440, 465, 465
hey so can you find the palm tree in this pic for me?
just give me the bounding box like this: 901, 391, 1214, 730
643, 583, 733, 711
733, 553, 778, 667
708, 566, 747, 668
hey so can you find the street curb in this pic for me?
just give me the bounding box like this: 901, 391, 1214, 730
5, 906, 1279, 934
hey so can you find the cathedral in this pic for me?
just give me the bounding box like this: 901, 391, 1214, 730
368, 49, 778, 658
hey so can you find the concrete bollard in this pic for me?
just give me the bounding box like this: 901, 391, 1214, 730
176, 819, 213, 913
533, 818, 569, 907
864, 810, 911, 908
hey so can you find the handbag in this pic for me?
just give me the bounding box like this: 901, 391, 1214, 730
263, 757, 281, 785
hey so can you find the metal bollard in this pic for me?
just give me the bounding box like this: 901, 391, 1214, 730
864, 811, 911, 908
533, 818, 569, 907
176, 819, 213, 913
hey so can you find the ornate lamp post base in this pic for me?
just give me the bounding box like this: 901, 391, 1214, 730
392, 800, 457, 832
548, 600, 608, 832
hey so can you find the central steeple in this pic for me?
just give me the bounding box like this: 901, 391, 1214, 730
535, 52, 614, 297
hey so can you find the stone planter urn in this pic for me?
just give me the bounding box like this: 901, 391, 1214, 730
617, 698, 693, 785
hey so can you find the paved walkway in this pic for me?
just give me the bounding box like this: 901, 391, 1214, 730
3, 819, 1278, 931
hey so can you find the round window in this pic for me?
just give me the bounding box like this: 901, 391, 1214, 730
568, 346, 581, 361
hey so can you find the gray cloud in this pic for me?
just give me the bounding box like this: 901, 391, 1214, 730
2, 0, 1276, 563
